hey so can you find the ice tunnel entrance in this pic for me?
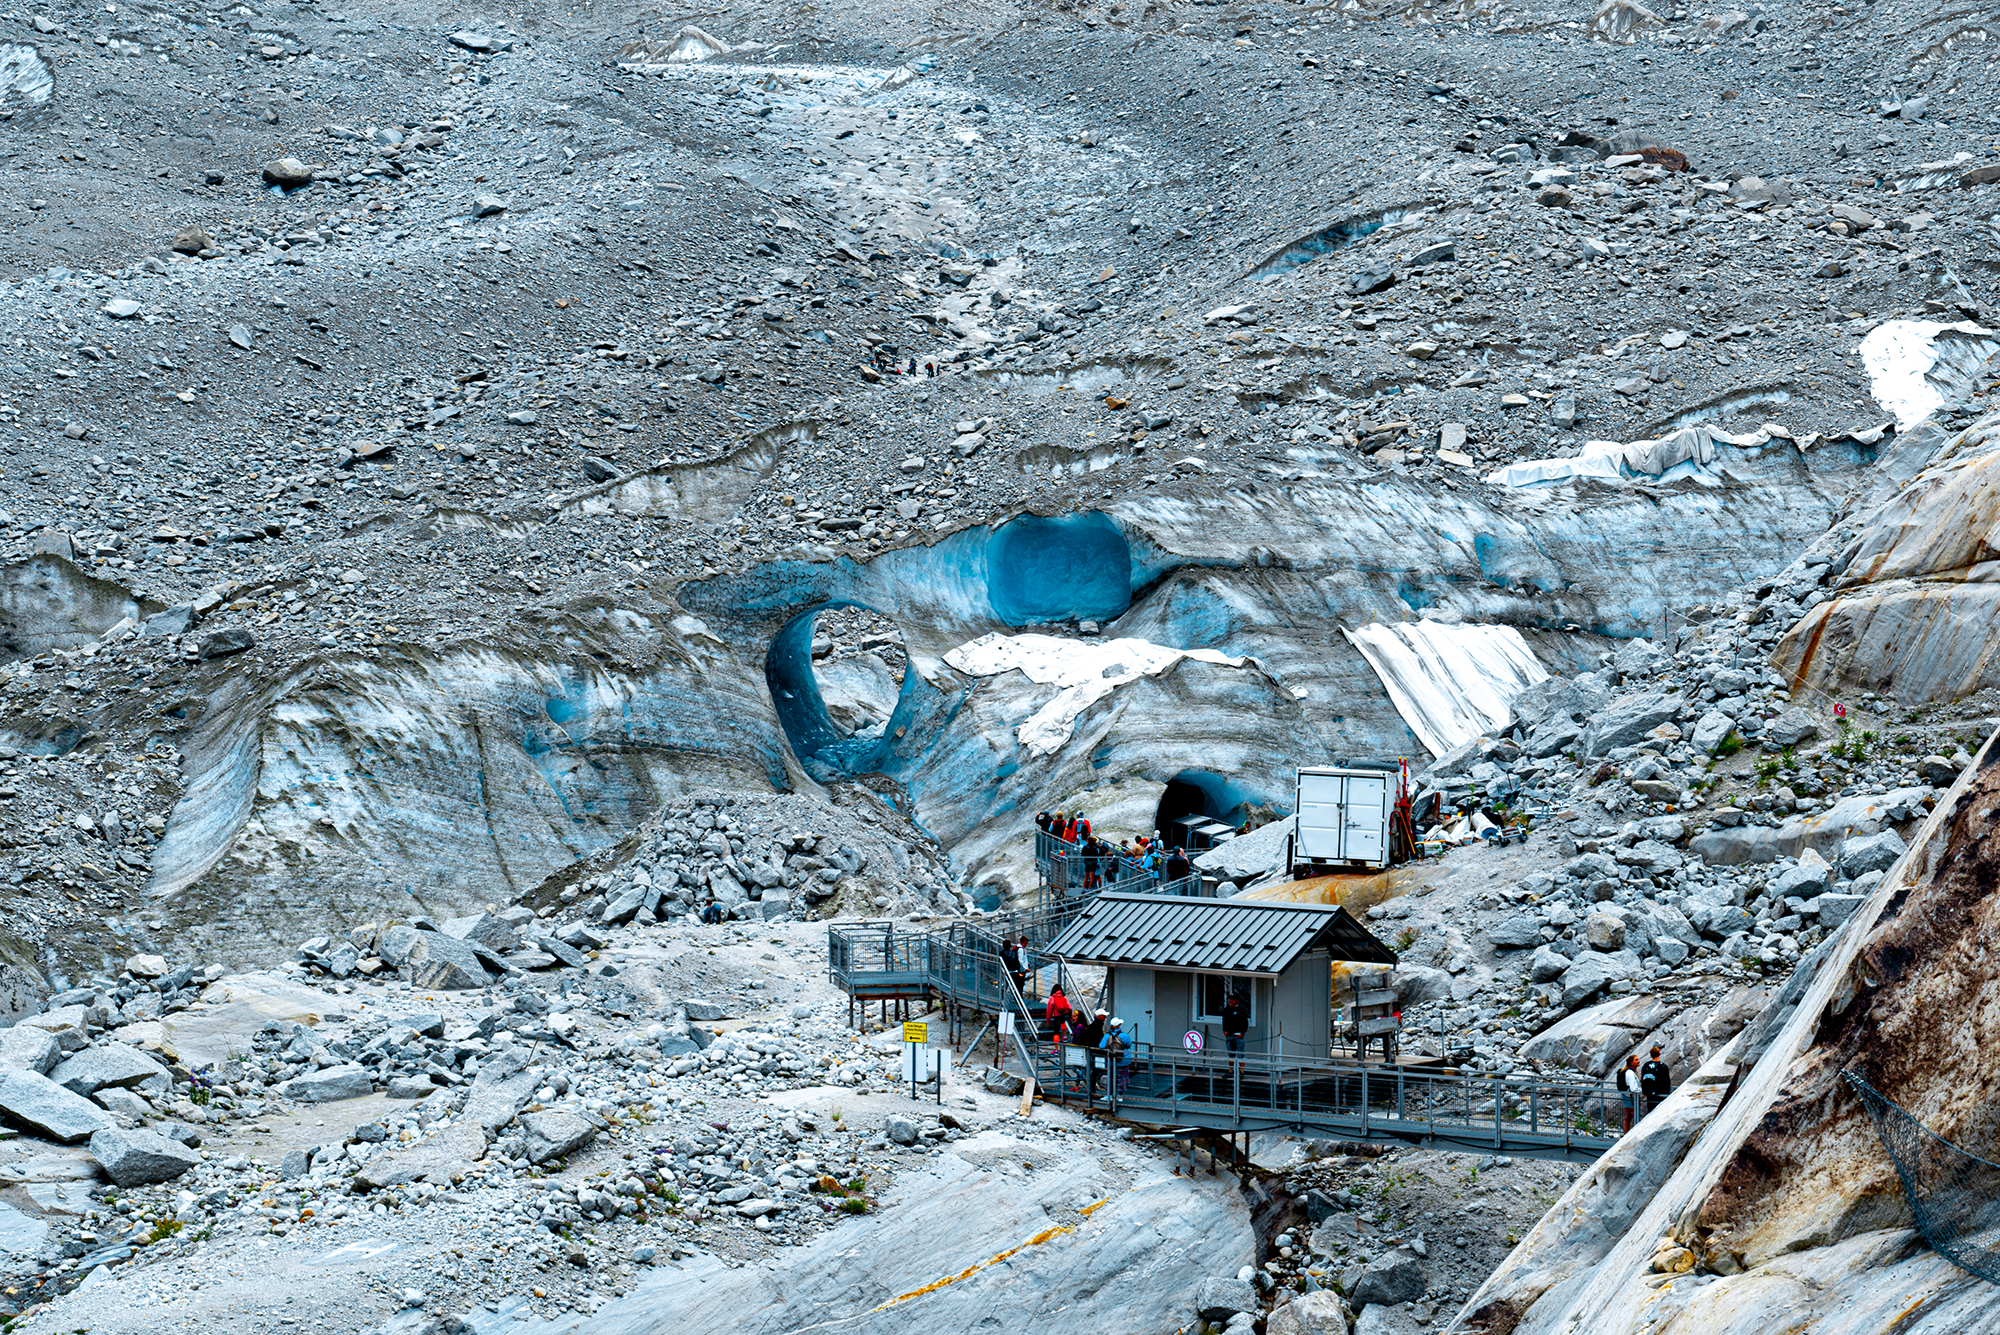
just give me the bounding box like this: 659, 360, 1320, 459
766, 602, 917, 781
1155, 770, 1257, 848
986, 511, 1133, 626
808, 608, 907, 742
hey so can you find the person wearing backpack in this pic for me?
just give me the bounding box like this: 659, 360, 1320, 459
1617, 1054, 1643, 1132
1640, 1046, 1672, 1117
1076, 1008, 1108, 1097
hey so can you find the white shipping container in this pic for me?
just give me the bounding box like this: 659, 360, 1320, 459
1294, 766, 1393, 869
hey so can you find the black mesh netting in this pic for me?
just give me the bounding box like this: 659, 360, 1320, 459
1845, 1069, 2000, 1283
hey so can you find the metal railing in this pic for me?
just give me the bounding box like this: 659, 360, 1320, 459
1028, 1042, 1623, 1161
827, 897, 1093, 1026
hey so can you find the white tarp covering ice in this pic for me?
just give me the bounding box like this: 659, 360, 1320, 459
1343, 621, 1550, 757
665, 26, 731, 61
1486, 424, 1791, 489
1859, 319, 2000, 431
943, 633, 1245, 756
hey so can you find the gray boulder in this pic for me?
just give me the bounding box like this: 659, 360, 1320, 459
48, 1042, 170, 1097
1195, 1276, 1258, 1322
600, 885, 649, 925
1763, 707, 1819, 747
556, 922, 609, 951
1688, 787, 1928, 866
463, 1069, 539, 1140
1527, 944, 1572, 984
1560, 950, 1640, 1011
884, 1115, 919, 1146
281, 1063, 374, 1103
0, 1067, 115, 1142
1690, 709, 1736, 754
1836, 829, 1906, 879
679, 997, 732, 1021
0, 1024, 60, 1075
1581, 691, 1683, 757
89, 1127, 200, 1186
1487, 915, 1543, 950
261, 156, 313, 188
377, 923, 423, 967
1583, 912, 1627, 952
406, 931, 493, 990
1770, 859, 1834, 899
980, 1066, 1025, 1096
1918, 754, 1963, 787
1813, 893, 1868, 927
1269, 1291, 1355, 1335
1389, 966, 1452, 1007
1354, 1303, 1426, 1335
441, 913, 519, 953
18, 1004, 94, 1053
1698, 905, 1754, 940
521, 1109, 597, 1164
386, 1076, 441, 1099
1351, 1247, 1428, 1307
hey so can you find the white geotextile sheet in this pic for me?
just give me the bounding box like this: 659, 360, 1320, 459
1343, 621, 1549, 757
1486, 424, 1779, 488
943, 632, 1245, 756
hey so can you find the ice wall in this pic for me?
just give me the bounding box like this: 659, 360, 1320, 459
1343, 621, 1550, 756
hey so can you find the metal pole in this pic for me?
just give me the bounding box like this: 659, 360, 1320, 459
1361, 1064, 1370, 1139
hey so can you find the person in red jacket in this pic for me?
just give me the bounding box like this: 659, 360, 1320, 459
1045, 984, 1073, 1042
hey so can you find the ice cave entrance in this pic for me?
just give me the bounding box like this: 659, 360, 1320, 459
986, 511, 1133, 626
1155, 770, 1257, 849
766, 602, 911, 780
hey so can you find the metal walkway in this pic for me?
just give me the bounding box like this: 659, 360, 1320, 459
826, 913, 1621, 1163
826, 833, 1622, 1163
1027, 1043, 1622, 1162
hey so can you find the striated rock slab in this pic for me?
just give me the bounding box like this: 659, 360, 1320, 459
1456, 727, 2000, 1335
1522, 994, 1682, 1077
547, 1128, 1251, 1335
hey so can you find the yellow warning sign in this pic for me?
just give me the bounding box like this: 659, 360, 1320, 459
902, 1021, 928, 1044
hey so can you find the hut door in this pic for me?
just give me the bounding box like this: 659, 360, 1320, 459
1121, 969, 1155, 1050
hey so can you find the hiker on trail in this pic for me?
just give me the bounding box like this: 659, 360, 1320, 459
700, 898, 724, 925
1036, 810, 1052, 835
1077, 1008, 1109, 1096
1166, 847, 1193, 882
1617, 1054, 1643, 1132
1640, 1046, 1671, 1116
1222, 987, 1250, 1073
1144, 843, 1164, 882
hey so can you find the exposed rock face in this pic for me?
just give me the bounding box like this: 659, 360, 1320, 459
1455, 728, 2000, 1335
1776, 419, 2000, 702
562, 1129, 1252, 1335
